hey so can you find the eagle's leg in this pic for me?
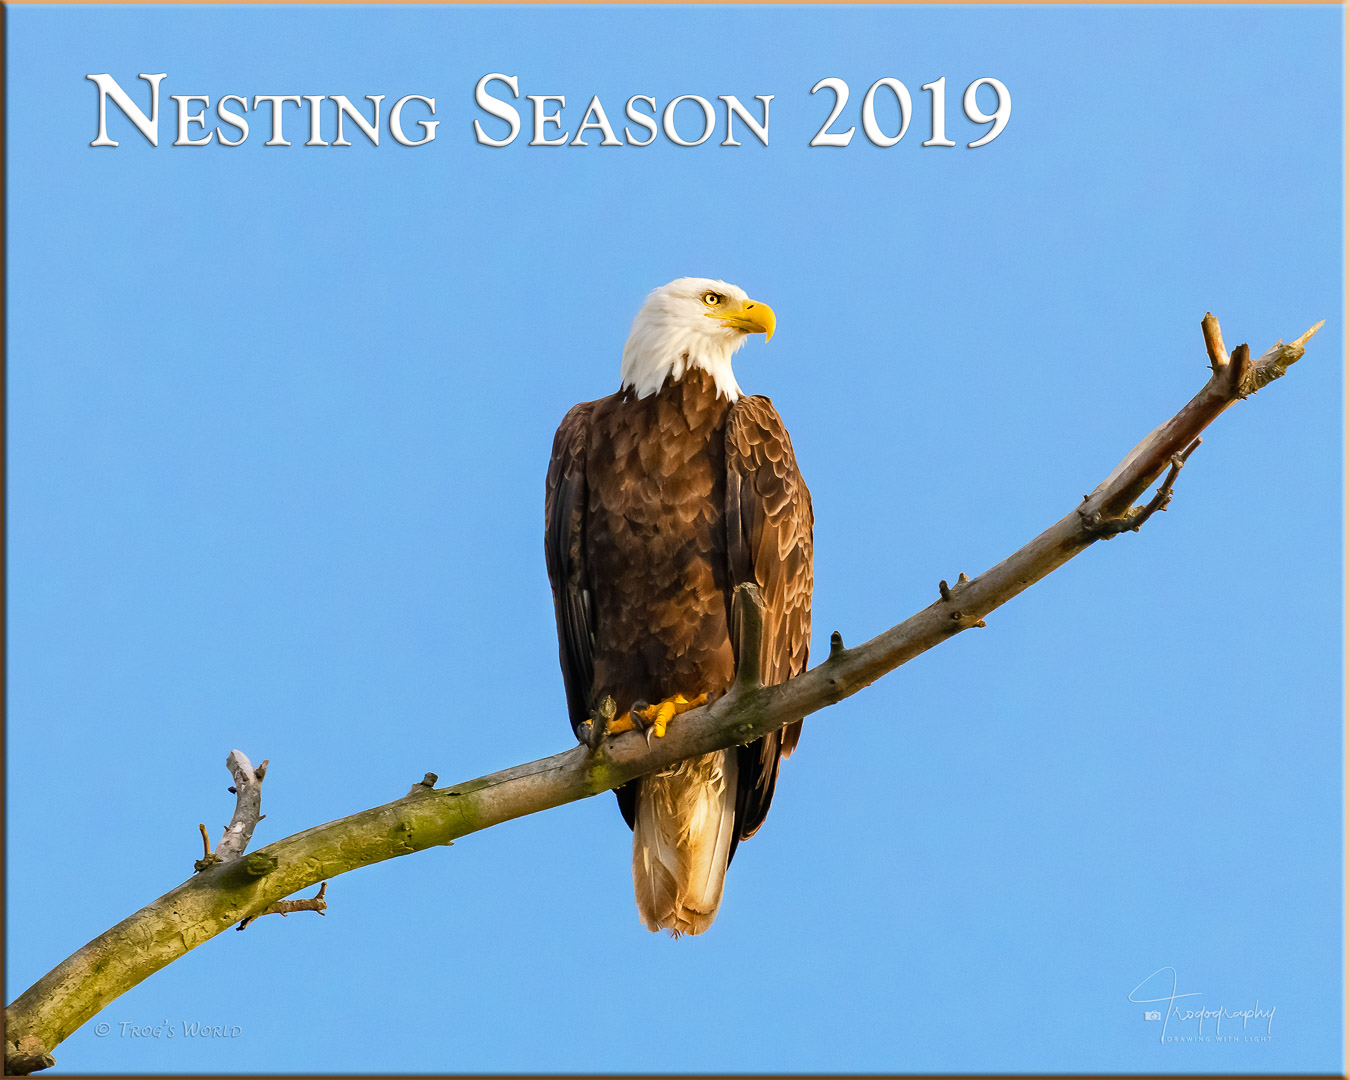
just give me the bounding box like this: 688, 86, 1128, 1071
613, 693, 709, 744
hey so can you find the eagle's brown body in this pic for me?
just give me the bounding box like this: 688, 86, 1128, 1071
545, 365, 812, 934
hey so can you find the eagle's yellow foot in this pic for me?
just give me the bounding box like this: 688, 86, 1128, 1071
622, 693, 709, 743
605, 711, 637, 736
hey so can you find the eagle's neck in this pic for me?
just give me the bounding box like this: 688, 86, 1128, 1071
620, 321, 743, 402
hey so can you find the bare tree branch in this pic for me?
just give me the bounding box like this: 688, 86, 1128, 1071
193, 752, 269, 872
3, 314, 1322, 1075
216, 751, 268, 862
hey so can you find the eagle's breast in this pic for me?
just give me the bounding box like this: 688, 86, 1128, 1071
585, 368, 736, 713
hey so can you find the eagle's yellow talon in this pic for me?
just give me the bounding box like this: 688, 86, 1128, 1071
652, 701, 675, 738
615, 692, 710, 739
605, 713, 636, 735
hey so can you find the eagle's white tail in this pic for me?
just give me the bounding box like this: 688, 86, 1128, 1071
632, 749, 739, 936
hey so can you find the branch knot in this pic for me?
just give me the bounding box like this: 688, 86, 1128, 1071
938, 573, 985, 628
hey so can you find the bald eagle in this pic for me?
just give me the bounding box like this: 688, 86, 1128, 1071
545, 277, 813, 935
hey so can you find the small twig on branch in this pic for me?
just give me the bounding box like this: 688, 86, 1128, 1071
1202, 311, 1228, 372
236, 884, 328, 931
406, 772, 440, 797
1081, 436, 1202, 536
193, 825, 221, 873
938, 573, 972, 602
1133, 438, 1202, 526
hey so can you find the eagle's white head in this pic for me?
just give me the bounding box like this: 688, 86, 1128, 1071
620, 277, 776, 402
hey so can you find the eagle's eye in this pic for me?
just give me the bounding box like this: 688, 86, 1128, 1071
702, 292, 723, 306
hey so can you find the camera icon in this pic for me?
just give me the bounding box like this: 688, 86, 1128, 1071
1143, 1010, 1161, 1021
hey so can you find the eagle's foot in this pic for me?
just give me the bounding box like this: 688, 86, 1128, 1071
621, 693, 709, 744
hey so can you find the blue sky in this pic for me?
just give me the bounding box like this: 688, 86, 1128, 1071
5, 3, 1344, 1074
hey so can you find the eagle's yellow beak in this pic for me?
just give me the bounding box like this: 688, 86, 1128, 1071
707, 298, 776, 342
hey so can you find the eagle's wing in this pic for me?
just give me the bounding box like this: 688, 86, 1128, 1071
544, 401, 597, 737
725, 394, 814, 848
